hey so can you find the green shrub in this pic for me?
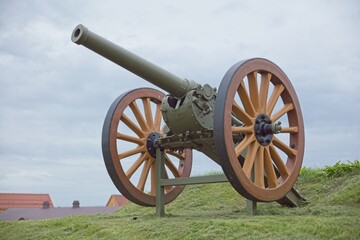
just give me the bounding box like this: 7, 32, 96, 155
300, 167, 322, 177
323, 160, 360, 178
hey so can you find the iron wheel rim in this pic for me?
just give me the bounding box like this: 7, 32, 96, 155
102, 88, 192, 206
214, 58, 304, 202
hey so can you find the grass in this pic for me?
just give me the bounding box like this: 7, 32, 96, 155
1, 160, 360, 239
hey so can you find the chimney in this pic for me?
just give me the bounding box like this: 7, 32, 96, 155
43, 201, 50, 209
72, 200, 80, 208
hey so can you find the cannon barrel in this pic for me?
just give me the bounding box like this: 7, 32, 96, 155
71, 24, 197, 98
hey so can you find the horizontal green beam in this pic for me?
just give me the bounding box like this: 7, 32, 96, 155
160, 174, 228, 186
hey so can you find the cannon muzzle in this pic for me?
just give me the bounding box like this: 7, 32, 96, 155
71, 24, 197, 98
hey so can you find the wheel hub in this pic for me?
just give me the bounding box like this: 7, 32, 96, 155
254, 114, 282, 146
146, 132, 161, 158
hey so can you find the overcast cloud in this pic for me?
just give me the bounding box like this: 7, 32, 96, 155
1, 0, 359, 207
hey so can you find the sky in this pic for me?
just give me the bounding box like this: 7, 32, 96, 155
1, 0, 359, 207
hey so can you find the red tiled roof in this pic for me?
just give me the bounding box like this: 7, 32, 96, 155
0, 193, 54, 210
106, 195, 128, 207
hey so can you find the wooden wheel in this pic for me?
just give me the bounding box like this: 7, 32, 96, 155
102, 88, 192, 206
214, 58, 304, 202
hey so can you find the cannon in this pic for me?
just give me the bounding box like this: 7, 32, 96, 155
71, 24, 305, 208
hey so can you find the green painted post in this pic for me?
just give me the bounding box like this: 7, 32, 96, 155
156, 147, 165, 217
246, 169, 257, 215
246, 199, 257, 215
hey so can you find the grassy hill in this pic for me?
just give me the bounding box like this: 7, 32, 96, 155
1, 161, 359, 239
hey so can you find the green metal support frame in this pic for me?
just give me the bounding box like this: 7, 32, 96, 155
155, 147, 259, 217
155, 148, 165, 217
155, 147, 307, 217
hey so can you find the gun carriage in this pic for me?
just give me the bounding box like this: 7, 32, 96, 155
71, 24, 305, 210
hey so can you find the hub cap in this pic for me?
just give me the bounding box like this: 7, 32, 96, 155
254, 114, 282, 146
146, 132, 161, 158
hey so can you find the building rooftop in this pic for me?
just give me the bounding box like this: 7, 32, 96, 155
106, 195, 128, 207
0, 193, 53, 210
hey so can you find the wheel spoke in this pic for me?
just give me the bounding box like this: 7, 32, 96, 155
165, 155, 180, 178
232, 125, 254, 134
247, 72, 260, 112
269, 144, 290, 177
280, 127, 298, 133
137, 158, 153, 191
259, 72, 271, 113
232, 102, 254, 125
154, 103, 162, 131
121, 113, 145, 137
118, 145, 146, 160
166, 150, 185, 160
242, 142, 259, 178
266, 84, 285, 116
264, 147, 278, 188
237, 81, 256, 117
254, 147, 265, 188
235, 134, 255, 157
117, 132, 145, 145
129, 101, 149, 131
271, 103, 294, 122
272, 136, 297, 157
160, 124, 167, 135
142, 98, 154, 130
126, 153, 148, 178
